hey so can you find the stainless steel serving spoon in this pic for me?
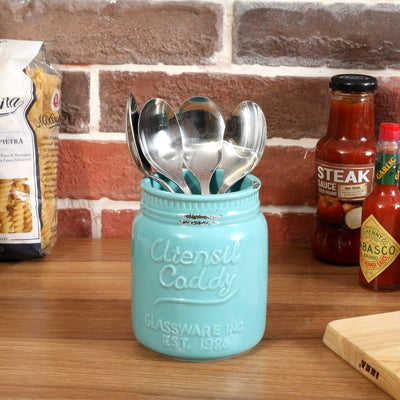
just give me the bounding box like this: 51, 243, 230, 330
125, 94, 174, 192
178, 96, 225, 195
218, 101, 267, 194
138, 98, 191, 194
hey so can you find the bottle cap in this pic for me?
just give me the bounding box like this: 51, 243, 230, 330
379, 122, 400, 140
329, 74, 378, 92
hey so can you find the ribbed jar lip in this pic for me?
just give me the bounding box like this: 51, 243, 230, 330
139, 173, 262, 225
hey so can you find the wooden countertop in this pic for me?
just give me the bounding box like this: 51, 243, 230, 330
0, 238, 398, 399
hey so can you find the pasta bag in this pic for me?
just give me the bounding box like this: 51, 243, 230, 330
0, 40, 61, 259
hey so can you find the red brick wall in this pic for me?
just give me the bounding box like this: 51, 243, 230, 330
3, 1, 400, 242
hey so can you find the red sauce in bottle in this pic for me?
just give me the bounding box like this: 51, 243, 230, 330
312, 74, 377, 265
359, 123, 400, 291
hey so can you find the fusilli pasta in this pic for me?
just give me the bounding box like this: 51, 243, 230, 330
0, 178, 32, 233
25, 66, 61, 252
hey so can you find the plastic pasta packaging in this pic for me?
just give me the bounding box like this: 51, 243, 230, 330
0, 40, 61, 259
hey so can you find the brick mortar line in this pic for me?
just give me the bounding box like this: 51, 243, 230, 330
231, 0, 379, 3
89, 67, 101, 134
58, 198, 315, 239
218, 0, 233, 66
261, 205, 315, 214
57, 198, 316, 214
115, 0, 380, 3
58, 134, 318, 149
57, 63, 395, 77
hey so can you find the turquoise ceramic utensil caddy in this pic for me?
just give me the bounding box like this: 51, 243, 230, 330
131, 171, 268, 361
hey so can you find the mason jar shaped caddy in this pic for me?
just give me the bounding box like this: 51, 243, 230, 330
131, 172, 268, 361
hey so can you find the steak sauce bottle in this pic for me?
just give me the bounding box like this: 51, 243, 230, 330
312, 74, 377, 265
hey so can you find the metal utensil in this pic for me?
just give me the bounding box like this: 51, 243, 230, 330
178, 96, 225, 195
218, 101, 267, 194
138, 98, 191, 194
125, 94, 174, 192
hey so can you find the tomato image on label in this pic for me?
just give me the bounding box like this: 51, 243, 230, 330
318, 195, 344, 225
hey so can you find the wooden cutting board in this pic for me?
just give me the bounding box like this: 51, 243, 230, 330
323, 311, 400, 400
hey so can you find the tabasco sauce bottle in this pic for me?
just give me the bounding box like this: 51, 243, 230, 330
359, 123, 400, 291
312, 74, 377, 265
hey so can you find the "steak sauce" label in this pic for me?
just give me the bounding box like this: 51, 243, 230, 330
316, 160, 374, 230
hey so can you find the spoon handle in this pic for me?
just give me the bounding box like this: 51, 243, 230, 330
191, 171, 212, 195
199, 180, 210, 195
148, 174, 175, 192
174, 177, 192, 195
217, 181, 232, 194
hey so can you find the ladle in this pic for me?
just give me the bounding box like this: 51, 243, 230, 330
178, 96, 225, 195
218, 101, 267, 194
125, 94, 174, 192
138, 98, 191, 194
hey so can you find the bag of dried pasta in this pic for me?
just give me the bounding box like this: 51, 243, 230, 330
0, 40, 61, 260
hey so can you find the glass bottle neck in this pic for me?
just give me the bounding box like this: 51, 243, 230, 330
327, 91, 376, 140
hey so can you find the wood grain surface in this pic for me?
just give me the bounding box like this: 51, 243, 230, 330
323, 311, 400, 400
0, 239, 399, 399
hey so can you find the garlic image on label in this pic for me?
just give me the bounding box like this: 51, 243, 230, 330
345, 207, 362, 229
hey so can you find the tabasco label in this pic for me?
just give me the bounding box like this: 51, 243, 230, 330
316, 160, 375, 230
360, 215, 400, 282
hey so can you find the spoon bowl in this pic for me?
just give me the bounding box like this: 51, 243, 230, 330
218, 101, 267, 194
125, 94, 174, 192
138, 98, 191, 194
178, 96, 225, 195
